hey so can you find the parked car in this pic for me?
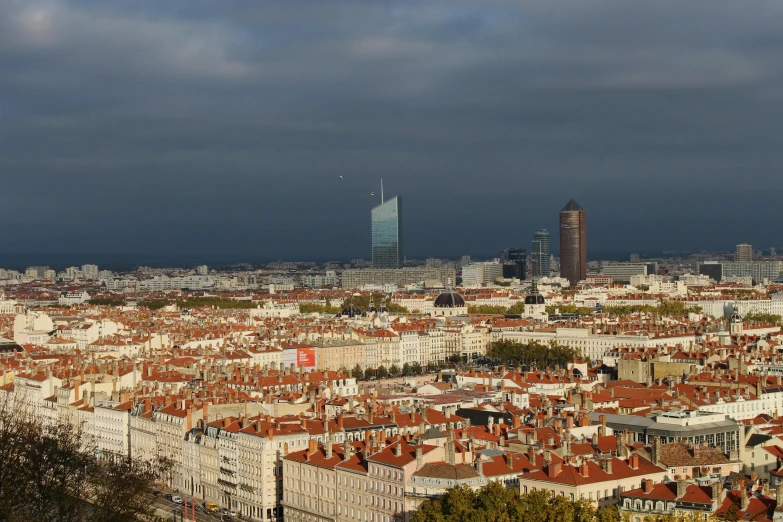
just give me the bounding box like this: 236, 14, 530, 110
153, 490, 161, 497
164, 493, 173, 501
221, 508, 237, 516
203, 501, 219, 513
171, 496, 183, 504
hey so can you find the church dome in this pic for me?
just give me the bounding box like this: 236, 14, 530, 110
340, 305, 363, 317
729, 311, 742, 323
433, 291, 465, 308
524, 294, 545, 305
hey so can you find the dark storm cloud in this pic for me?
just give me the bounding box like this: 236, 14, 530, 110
1, 0, 783, 262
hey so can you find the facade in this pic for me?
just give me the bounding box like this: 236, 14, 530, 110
518, 454, 667, 509
372, 196, 403, 269
461, 262, 503, 286
341, 268, 456, 289
559, 200, 587, 285
699, 261, 781, 283
600, 263, 648, 283
532, 229, 551, 278
501, 248, 527, 280
588, 411, 742, 455
736, 243, 753, 263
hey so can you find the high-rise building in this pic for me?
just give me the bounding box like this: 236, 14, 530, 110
559, 199, 587, 285
501, 247, 527, 280
461, 261, 503, 286
736, 243, 753, 263
371, 196, 402, 269
531, 229, 551, 278
81, 264, 99, 278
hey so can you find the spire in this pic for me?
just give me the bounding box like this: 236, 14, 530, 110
561, 199, 584, 212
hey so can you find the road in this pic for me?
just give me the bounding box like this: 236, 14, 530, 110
151, 495, 232, 522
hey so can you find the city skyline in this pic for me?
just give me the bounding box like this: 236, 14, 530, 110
3, 1, 783, 259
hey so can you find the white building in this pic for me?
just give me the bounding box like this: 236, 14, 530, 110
461, 262, 503, 286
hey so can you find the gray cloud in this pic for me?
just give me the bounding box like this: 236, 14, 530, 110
1, 0, 783, 262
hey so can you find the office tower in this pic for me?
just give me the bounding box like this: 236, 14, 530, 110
371, 196, 402, 269
462, 261, 504, 286
629, 253, 640, 263
531, 229, 551, 278
196, 265, 209, 276
736, 243, 753, 263
501, 247, 527, 280
559, 199, 587, 285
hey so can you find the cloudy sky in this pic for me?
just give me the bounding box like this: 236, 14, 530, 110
1, 0, 782, 264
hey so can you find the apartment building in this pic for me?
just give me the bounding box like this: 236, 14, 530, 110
518, 454, 667, 508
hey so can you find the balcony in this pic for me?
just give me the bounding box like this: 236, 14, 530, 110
218, 478, 237, 488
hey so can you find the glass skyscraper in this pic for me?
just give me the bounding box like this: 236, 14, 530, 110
371, 196, 403, 269
531, 229, 551, 278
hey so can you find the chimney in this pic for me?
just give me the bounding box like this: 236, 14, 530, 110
528, 448, 537, 466
579, 462, 589, 477
307, 438, 318, 460
592, 432, 599, 447
416, 447, 423, 469
741, 490, 749, 511
395, 443, 403, 457
326, 440, 333, 459
343, 440, 351, 460
652, 437, 661, 466
712, 482, 723, 506
186, 408, 193, 431
476, 459, 484, 475
547, 461, 561, 478
599, 414, 607, 436
643, 479, 654, 494
677, 479, 687, 499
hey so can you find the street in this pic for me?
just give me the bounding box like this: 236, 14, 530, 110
151, 495, 232, 522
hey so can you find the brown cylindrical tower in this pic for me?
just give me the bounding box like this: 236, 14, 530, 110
559, 199, 587, 285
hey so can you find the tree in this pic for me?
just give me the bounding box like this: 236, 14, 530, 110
596, 506, 622, 522
411, 362, 422, 375
467, 305, 508, 315
377, 366, 389, 379
742, 311, 782, 325
426, 362, 437, 373
506, 302, 526, 315
351, 364, 364, 381
411, 482, 611, 522
402, 363, 411, 376
486, 339, 580, 368
0, 391, 170, 522
448, 354, 463, 364
389, 364, 401, 377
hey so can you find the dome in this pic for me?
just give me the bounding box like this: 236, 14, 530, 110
524, 294, 545, 305
433, 291, 465, 308
730, 311, 742, 323
340, 305, 363, 317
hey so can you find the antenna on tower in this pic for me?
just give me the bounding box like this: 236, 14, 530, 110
381, 178, 384, 204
